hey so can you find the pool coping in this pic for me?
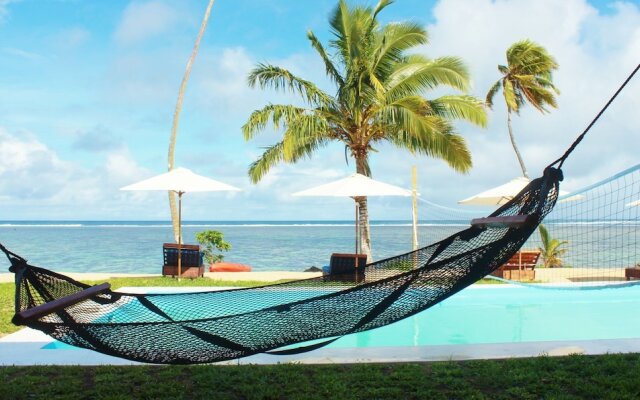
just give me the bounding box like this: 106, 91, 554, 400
2, 327, 640, 366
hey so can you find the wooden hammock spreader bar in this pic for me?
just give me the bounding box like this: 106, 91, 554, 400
470, 215, 535, 229
12, 283, 111, 325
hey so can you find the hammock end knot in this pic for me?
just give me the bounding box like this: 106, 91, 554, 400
8, 259, 27, 274
544, 166, 564, 182
0, 242, 29, 273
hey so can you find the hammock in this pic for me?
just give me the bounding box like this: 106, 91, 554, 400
2, 64, 638, 365
2, 169, 560, 364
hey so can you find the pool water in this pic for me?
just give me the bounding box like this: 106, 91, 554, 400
331, 284, 640, 348
42, 284, 640, 351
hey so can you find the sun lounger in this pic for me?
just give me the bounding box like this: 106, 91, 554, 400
625, 266, 640, 281
162, 243, 204, 278
490, 249, 540, 281
325, 253, 367, 283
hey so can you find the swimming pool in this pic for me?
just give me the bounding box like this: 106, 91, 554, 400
42, 284, 640, 351
329, 284, 640, 348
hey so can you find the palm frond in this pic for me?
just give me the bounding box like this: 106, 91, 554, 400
428, 95, 487, 127
372, 0, 393, 20
307, 31, 344, 87
281, 113, 331, 160
329, 0, 354, 66
521, 84, 558, 113
248, 137, 328, 184
373, 22, 428, 77
380, 106, 472, 172
247, 64, 333, 107
485, 80, 502, 109
385, 95, 433, 116
503, 79, 520, 112
248, 142, 286, 183
386, 57, 470, 99
242, 104, 305, 140
534, 75, 560, 93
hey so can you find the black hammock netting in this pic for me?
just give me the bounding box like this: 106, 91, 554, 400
2, 63, 638, 365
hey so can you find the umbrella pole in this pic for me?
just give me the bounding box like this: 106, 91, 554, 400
355, 202, 359, 254
178, 192, 183, 282
355, 201, 360, 270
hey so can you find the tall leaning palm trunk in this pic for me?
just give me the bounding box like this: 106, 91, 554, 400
486, 39, 559, 180
506, 110, 528, 178
168, 0, 215, 243
243, 0, 487, 261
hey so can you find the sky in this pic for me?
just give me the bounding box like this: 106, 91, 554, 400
0, 0, 638, 221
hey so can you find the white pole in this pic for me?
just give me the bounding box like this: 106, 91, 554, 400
412, 166, 418, 251
177, 192, 183, 282
355, 202, 360, 254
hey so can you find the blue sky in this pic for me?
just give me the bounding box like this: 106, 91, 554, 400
0, 0, 638, 221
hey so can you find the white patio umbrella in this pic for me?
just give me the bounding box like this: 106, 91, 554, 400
121, 167, 240, 278
458, 177, 575, 206
293, 173, 411, 254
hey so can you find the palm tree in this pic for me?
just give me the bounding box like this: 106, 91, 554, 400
486, 39, 559, 179
167, 0, 216, 243
243, 0, 486, 261
538, 224, 569, 268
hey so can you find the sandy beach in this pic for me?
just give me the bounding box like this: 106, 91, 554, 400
0, 267, 628, 284
0, 270, 323, 284
535, 267, 627, 283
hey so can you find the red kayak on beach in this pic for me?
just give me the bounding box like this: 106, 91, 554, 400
209, 262, 252, 272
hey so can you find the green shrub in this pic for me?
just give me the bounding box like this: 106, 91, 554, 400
195, 230, 231, 264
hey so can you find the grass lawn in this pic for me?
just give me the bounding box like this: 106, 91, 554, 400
0, 281, 15, 336
1, 354, 640, 399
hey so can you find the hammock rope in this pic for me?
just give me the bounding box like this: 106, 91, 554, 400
2, 63, 638, 365
549, 62, 640, 170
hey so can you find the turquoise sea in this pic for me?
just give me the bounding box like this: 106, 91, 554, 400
0, 220, 464, 273
0, 220, 635, 273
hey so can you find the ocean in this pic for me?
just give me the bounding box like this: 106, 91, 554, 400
0, 220, 635, 274
0, 221, 463, 273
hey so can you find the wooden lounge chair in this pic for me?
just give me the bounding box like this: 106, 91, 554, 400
625, 266, 640, 281
490, 249, 540, 281
162, 243, 204, 278
326, 253, 367, 283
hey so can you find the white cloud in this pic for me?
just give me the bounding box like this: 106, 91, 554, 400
114, 1, 181, 46
193, 46, 329, 125
194, 47, 258, 117
0, 127, 153, 218
0, 128, 78, 201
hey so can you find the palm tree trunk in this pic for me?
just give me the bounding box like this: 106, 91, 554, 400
167, 0, 216, 243
507, 110, 529, 179
355, 155, 372, 262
